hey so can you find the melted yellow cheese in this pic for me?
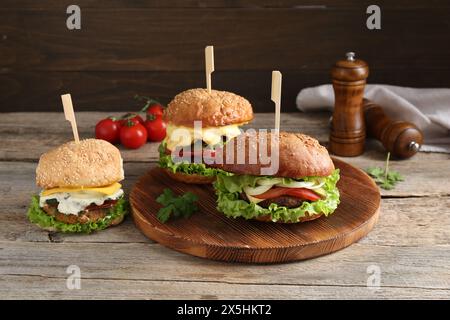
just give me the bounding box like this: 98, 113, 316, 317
41, 182, 122, 197
165, 123, 244, 150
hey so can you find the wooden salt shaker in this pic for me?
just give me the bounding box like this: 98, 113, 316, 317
363, 99, 423, 159
329, 52, 369, 156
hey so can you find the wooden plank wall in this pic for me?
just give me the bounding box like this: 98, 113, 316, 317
1, 1, 450, 112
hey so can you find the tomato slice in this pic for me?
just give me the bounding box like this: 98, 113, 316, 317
253, 187, 321, 201
284, 188, 322, 201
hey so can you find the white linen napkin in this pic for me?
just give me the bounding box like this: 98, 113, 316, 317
296, 84, 450, 153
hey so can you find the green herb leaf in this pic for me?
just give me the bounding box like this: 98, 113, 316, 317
157, 205, 175, 223
366, 152, 404, 190
156, 188, 199, 223
156, 188, 176, 206
366, 167, 384, 178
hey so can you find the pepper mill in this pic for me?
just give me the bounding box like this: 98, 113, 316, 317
363, 99, 423, 159
329, 52, 369, 156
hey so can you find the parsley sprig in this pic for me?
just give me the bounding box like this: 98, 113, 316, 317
156, 188, 199, 223
366, 152, 404, 190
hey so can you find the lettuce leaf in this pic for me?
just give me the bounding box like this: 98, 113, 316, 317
214, 169, 340, 223
158, 142, 228, 177
27, 195, 128, 233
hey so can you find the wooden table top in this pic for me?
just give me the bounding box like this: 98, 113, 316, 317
1, 112, 449, 299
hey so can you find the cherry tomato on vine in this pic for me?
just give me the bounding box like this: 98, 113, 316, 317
119, 121, 148, 149
145, 104, 164, 117
144, 114, 167, 142
135, 95, 165, 118
95, 118, 121, 144
119, 113, 144, 127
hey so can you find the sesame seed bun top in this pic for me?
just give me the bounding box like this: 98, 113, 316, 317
36, 139, 124, 189
209, 131, 335, 178
164, 88, 253, 127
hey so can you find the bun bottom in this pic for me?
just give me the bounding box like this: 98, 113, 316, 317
164, 169, 216, 184
254, 212, 323, 224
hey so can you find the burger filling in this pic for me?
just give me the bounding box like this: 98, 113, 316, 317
41, 199, 118, 224
159, 123, 244, 177
241, 193, 306, 209
164, 123, 243, 151
214, 169, 340, 223
39, 188, 124, 216
27, 183, 128, 233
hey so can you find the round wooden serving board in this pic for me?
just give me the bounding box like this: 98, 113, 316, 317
130, 159, 380, 263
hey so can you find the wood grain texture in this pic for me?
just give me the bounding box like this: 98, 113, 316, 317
1, 160, 449, 247
1, 229, 449, 290
0, 71, 322, 112
129, 160, 380, 263
3, 0, 450, 9
0, 111, 449, 299
2, 6, 449, 72
329, 55, 368, 156
2, 1, 450, 112
1, 241, 449, 299
364, 99, 424, 159
0, 112, 449, 197
2, 275, 449, 300
7, 69, 450, 113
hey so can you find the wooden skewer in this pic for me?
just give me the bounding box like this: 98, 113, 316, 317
205, 46, 214, 93
271, 71, 282, 133
61, 94, 80, 143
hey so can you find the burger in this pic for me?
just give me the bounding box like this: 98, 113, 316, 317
158, 88, 253, 184
210, 131, 340, 223
28, 139, 128, 233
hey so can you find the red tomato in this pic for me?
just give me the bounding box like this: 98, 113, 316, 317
144, 115, 167, 142
136, 95, 165, 117
120, 121, 148, 149
119, 113, 144, 127
253, 187, 321, 201
284, 188, 322, 201
95, 118, 121, 144
145, 104, 164, 117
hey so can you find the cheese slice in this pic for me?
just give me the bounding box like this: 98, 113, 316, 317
41, 182, 122, 197
165, 123, 244, 150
